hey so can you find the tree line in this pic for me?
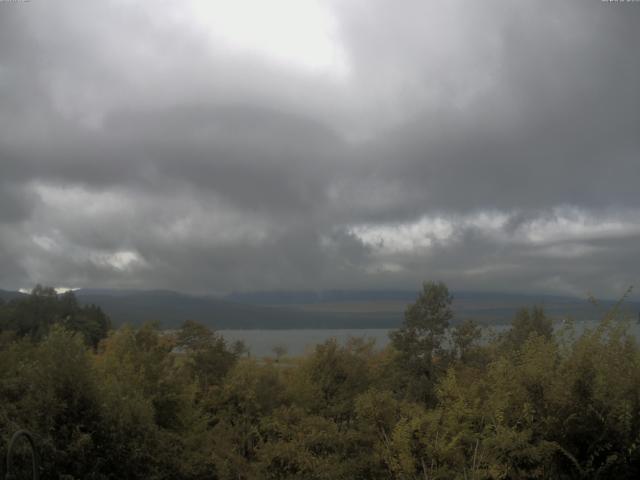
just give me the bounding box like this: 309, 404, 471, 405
0, 282, 639, 479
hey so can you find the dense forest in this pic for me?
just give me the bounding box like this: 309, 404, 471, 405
1, 282, 640, 479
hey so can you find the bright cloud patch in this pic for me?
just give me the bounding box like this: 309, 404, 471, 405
185, 0, 349, 76
519, 207, 640, 245
350, 218, 450, 253
349, 207, 640, 259
349, 211, 509, 254
90, 250, 145, 271
17, 287, 78, 294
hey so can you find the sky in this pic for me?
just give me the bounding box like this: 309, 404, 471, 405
0, 0, 639, 298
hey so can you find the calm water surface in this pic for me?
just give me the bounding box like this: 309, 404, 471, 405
220, 318, 640, 358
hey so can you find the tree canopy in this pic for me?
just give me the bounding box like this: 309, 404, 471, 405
1, 283, 640, 479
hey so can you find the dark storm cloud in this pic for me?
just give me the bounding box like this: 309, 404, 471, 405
338, 1, 640, 215
0, 182, 37, 223
0, 0, 638, 297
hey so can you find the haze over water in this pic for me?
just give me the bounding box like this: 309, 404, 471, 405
221, 318, 640, 357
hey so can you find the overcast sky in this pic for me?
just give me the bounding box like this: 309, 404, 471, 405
1, 0, 639, 298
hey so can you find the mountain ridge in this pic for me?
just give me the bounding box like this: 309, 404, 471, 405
2, 287, 637, 329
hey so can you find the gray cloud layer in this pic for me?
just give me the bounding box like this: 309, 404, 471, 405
1, 0, 639, 298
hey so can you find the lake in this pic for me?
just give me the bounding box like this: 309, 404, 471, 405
220, 317, 640, 358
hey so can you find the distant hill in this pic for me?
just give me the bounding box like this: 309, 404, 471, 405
78, 288, 640, 329
74, 289, 401, 329
2, 288, 637, 330
227, 289, 592, 306
226, 290, 418, 305
226, 289, 640, 325
0, 289, 26, 302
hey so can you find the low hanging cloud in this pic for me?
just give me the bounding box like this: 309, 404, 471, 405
0, 0, 639, 298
